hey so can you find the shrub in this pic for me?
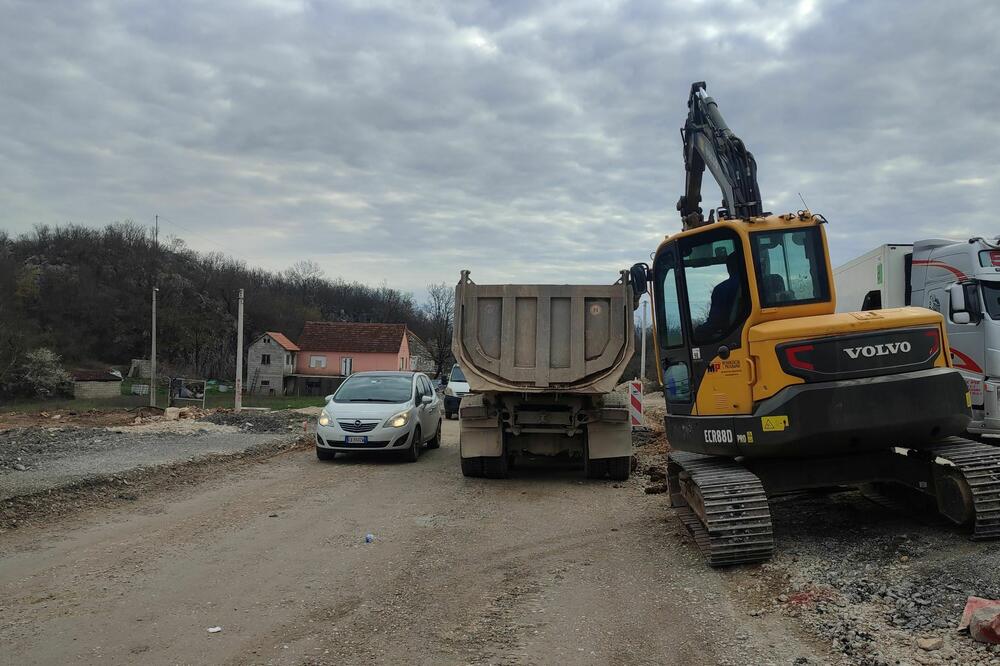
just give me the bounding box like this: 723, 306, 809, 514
6, 348, 72, 398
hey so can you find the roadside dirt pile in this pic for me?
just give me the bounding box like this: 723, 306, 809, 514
198, 410, 306, 433
0, 408, 160, 431
642, 391, 665, 431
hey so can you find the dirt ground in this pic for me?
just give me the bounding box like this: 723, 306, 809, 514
0, 406, 164, 430
3, 415, 1000, 665
1, 418, 832, 666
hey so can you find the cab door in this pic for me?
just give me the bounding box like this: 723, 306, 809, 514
653, 242, 695, 416
675, 227, 753, 415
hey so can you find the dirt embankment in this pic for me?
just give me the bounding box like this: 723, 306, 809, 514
0, 409, 313, 530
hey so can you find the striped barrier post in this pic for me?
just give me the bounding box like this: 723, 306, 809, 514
629, 380, 643, 429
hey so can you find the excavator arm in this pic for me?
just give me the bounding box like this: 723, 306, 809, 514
676, 81, 764, 228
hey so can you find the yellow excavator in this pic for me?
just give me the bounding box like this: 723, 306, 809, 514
632, 82, 1000, 566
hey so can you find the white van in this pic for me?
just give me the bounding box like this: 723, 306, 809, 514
442, 364, 471, 419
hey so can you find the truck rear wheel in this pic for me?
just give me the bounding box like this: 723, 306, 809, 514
482, 453, 509, 479
461, 456, 484, 477
607, 455, 631, 481
585, 457, 608, 479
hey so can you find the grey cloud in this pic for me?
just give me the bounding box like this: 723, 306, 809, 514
1, 0, 999, 294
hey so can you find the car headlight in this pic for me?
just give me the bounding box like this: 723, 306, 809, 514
384, 409, 412, 428
318, 412, 331, 426
444, 386, 455, 397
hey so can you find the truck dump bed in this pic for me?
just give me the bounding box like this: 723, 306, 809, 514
452, 270, 635, 394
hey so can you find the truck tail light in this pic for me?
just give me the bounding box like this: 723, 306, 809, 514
784, 344, 815, 371
925, 329, 940, 357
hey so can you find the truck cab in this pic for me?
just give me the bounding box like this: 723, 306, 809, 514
913, 239, 1000, 437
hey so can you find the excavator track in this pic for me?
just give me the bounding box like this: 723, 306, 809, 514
667, 451, 774, 567
926, 437, 1000, 540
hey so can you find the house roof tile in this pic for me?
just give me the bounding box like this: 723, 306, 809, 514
298, 322, 407, 354
264, 331, 300, 351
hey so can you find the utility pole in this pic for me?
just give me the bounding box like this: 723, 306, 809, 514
151, 287, 159, 407
640, 299, 648, 383
235, 288, 244, 412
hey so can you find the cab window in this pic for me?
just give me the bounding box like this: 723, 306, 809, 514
680, 230, 749, 346
750, 228, 829, 307
983, 282, 1000, 320
659, 266, 684, 348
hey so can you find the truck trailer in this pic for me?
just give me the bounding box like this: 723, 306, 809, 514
452, 270, 636, 480
835, 238, 1000, 438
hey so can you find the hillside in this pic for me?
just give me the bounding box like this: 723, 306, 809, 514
0, 222, 436, 388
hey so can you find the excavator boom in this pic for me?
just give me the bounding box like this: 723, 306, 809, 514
677, 82, 764, 227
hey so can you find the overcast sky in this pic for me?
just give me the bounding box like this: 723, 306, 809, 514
2, 0, 998, 293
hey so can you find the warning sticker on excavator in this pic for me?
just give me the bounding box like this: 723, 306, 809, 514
761, 415, 789, 432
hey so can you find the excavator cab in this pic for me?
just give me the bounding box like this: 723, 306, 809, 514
650, 213, 969, 458
654, 218, 832, 418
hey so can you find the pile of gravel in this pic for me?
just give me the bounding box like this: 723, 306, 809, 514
0, 427, 158, 472
197, 411, 304, 433
760, 490, 1000, 665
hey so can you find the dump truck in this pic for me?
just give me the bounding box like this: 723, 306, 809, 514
835, 239, 1000, 438
452, 270, 636, 480
632, 81, 999, 566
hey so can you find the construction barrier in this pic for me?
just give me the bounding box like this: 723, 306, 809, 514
629, 380, 643, 428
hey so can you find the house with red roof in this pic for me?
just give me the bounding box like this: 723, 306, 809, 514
245, 323, 413, 396
246, 331, 301, 395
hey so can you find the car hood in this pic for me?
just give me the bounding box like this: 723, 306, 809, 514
326, 401, 411, 419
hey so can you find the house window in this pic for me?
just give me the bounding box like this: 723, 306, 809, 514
285, 353, 292, 365
261, 380, 270, 386
341, 357, 353, 376
399, 357, 406, 371
261, 354, 271, 365
309, 355, 327, 369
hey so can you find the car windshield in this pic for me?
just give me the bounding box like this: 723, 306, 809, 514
450, 365, 466, 382
750, 227, 829, 307
982, 282, 1000, 319
333, 375, 413, 403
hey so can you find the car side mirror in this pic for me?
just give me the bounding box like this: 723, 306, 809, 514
952, 311, 972, 325
324, 394, 335, 403
421, 394, 433, 405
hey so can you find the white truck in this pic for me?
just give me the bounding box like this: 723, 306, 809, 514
835, 238, 1000, 437
452, 270, 637, 479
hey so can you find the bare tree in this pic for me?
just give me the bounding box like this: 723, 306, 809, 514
423, 283, 455, 377
284, 260, 325, 305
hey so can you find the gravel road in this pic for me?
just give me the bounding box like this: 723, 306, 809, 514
0, 419, 830, 666
0, 420, 302, 501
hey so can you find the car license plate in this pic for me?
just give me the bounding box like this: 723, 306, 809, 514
345, 436, 367, 445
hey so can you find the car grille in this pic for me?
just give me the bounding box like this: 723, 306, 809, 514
338, 420, 378, 433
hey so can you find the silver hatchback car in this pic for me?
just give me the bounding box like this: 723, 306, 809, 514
315, 371, 443, 462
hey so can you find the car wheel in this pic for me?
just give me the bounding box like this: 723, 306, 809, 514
316, 447, 337, 461
426, 420, 441, 449
403, 427, 421, 462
